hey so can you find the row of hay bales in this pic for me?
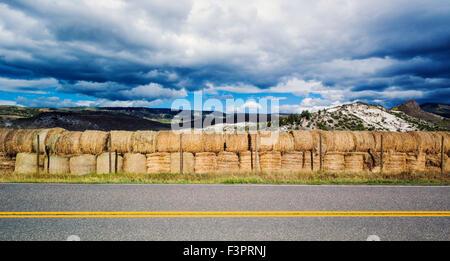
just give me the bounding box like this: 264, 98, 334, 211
1, 129, 449, 155
13, 150, 449, 175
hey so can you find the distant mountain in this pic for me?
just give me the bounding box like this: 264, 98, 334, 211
278, 101, 448, 131
391, 100, 443, 123
421, 103, 450, 119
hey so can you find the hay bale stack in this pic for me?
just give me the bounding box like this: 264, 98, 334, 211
225, 133, 249, 152
251, 131, 274, 151
146, 152, 171, 174
344, 153, 365, 172
0, 129, 13, 152
383, 152, 406, 173
44, 155, 70, 174
123, 153, 147, 174
32, 129, 51, 153
56, 131, 82, 155
202, 132, 224, 152
80, 130, 108, 155
259, 151, 281, 172
217, 151, 239, 173
156, 131, 180, 152
5, 129, 39, 154
194, 152, 217, 174
436, 131, 450, 153
170, 152, 195, 173
111, 131, 134, 153
303, 151, 321, 171
373, 132, 417, 152
353, 131, 376, 152
281, 151, 303, 172
273, 132, 295, 152
0, 152, 15, 174
69, 154, 96, 175
96, 153, 123, 174
291, 130, 315, 151
323, 152, 345, 172
425, 153, 441, 172
132, 131, 157, 154
321, 131, 355, 152
14, 153, 44, 174
406, 153, 426, 172
239, 151, 255, 172
181, 132, 203, 153
44, 128, 66, 154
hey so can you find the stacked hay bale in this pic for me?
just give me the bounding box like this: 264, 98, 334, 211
14, 152, 44, 174
281, 151, 303, 172
321, 131, 355, 153
425, 153, 441, 173
251, 132, 295, 152
217, 151, 239, 173
170, 152, 194, 173
132, 131, 157, 154
238, 151, 255, 172
383, 152, 406, 173
225, 133, 248, 152
0, 152, 15, 174
44, 128, 66, 154
259, 151, 281, 172
56, 131, 83, 155
123, 153, 147, 174
111, 131, 134, 154
69, 154, 96, 175
5, 129, 39, 155
323, 152, 345, 172
44, 155, 70, 174
344, 153, 365, 172
303, 151, 321, 171
32, 129, 51, 153
202, 132, 224, 152
0, 129, 13, 152
157, 131, 180, 152
406, 152, 426, 173
146, 152, 171, 174
181, 132, 203, 153
291, 130, 315, 152
96, 153, 123, 174
353, 131, 376, 152
80, 130, 108, 155
194, 152, 217, 174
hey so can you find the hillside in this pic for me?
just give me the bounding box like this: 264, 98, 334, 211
421, 103, 450, 118
391, 100, 443, 123
278, 101, 448, 131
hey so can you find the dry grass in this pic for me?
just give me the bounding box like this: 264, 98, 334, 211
1, 170, 448, 185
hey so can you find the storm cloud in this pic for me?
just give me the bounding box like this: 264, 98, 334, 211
0, 0, 449, 110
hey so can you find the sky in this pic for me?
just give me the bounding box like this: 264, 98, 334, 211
0, 0, 449, 113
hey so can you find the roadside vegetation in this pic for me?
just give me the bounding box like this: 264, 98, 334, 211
1, 171, 448, 185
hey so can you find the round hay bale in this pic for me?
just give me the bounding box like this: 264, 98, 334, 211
239, 151, 255, 172
32, 129, 51, 153
259, 151, 281, 172
251, 131, 274, 152
321, 131, 355, 152
281, 151, 303, 172
217, 151, 239, 173
202, 132, 224, 152
0, 129, 13, 152
69, 154, 96, 175
156, 131, 180, 152
373, 132, 395, 152
123, 153, 147, 174
146, 152, 171, 174
323, 152, 345, 172
14, 152, 44, 174
181, 132, 203, 153
383, 152, 406, 173
225, 133, 249, 152
395, 132, 417, 152
291, 130, 315, 151
406, 152, 426, 172
344, 152, 364, 172
273, 132, 295, 152
194, 152, 217, 174
44, 155, 70, 174
353, 131, 376, 152
303, 151, 321, 171
5, 129, 39, 154
170, 152, 194, 173
408, 132, 440, 154
80, 130, 108, 155
56, 131, 82, 155
436, 131, 450, 153
0, 152, 15, 174
111, 131, 134, 153
96, 152, 123, 174
44, 128, 66, 154
132, 131, 157, 154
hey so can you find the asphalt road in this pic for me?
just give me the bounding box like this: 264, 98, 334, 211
0, 183, 449, 241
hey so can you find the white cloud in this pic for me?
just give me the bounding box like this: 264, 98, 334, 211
0, 77, 59, 93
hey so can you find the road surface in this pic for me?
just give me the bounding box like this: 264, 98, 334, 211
0, 183, 449, 240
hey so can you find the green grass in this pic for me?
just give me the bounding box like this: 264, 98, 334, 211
0, 171, 449, 185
